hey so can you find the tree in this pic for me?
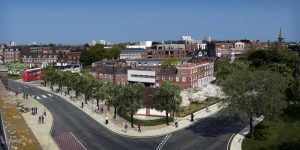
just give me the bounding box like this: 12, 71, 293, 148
92, 78, 105, 109
222, 70, 287, 138
105, 83, 124, 118
70, 73, 82, 98
81, 73, 96, 103
153, 81, 181, 125
109, 44, 125, 59
62, 70, 73, 95
6, 62, 27, 74
161, 56, 178, 68
80, 44, 106, 66
214, 58, 249, 84
41, 66, 57, 88
120, 83, 144, 127
41, 66, 54, 86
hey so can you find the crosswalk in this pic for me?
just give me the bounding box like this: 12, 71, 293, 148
31, 94, 53, 101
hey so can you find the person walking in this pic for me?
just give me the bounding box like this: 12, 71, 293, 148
124, 122, 128, 133
35, 107, 38, 114
100, 106, 104, 113
105, 116, 109, 125
31, 107, 34, 115
191, 113, 194, 122
41, 115, 44, 124
137, 122, 141, 132
38, 116, 41, 124
175, 118, 178, 128
44, 109, 46, 116
81, 101, 84, 108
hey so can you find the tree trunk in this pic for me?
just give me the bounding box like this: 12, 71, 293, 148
248, 116, 253, 138
97, 99, 99, 109
130, 113, 134, 128
114, 107, 117, 119
85, 95, 88, 104
166, 112, 169, 125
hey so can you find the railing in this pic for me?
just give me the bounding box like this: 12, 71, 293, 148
0, 114, 10, 150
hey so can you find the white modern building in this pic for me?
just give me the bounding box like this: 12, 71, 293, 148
91, 40, 96, 46
127, 69, 156, 87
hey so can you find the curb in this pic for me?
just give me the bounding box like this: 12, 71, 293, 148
227, 116, 264, 150
14, 80, 223, 138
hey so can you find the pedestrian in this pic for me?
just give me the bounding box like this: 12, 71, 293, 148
105, 116, 109, 125
191, 113, 194, 122
175, 118, 178, 128
101, 106, 104, 113
137, 122, 141, 132
35, 107, 38, 114
38, 116, 41, 124
81, 101, 84, 108
31, 107, 34, 115
41, 115, 44, 124
44, 109, 46, 116
65, 91, 67, 96
23, 93, 25, 98
124, 122, 128, 133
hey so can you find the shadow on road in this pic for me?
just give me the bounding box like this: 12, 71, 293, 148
186, 116, 246, 137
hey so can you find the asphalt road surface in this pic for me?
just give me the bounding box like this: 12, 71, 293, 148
8, 80, 246, 150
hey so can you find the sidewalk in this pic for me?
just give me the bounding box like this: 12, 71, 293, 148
21, 80, 224, 138
228, 116, 264, 150
9, 92, 59, 150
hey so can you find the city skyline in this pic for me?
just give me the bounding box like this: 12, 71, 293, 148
1, 0, 299, 44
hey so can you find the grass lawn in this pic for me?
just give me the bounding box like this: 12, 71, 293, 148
0, 99, 41, 149
8, 74, 22, 80
176, 99, 219, 118
242, 104, 300, 150
119, 113, 174, 126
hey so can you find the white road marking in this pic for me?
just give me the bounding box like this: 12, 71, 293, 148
156, 134, 171, 150
70, 132, 87, 150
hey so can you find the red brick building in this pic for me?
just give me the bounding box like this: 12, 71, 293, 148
3, 46, 21, 63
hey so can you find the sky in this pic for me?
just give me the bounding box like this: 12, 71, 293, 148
1, 0, 299, 45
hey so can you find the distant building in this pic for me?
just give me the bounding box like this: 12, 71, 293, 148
10, 41, 17, 47
181, 36, 192, 41
99, 40, 106, 45
91, 59, 214, 90
91, 40, 96, 46
3, 46, 21, 63
120, 48, 148, 60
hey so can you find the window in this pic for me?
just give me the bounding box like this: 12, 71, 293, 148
169, 76, 172, 81
105, 74, 108, 78
162, 75, 165, 80
122, 75, 125, 80
117, 75, 120, 79
176, 76, 179, 82
182, 77, 186, 82
156, 76, 160, 80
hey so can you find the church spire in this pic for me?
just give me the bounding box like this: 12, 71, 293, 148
278, 28, 284, 43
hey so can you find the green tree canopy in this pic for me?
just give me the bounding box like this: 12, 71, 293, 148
161, 56, 178, 68
153, 81, 181, 125
120, 83, 144, 127
105, 83, 124, 118
222, 70, 287, 138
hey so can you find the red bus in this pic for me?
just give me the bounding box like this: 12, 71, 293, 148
22, 68, 43, 82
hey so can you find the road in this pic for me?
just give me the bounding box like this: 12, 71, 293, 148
8, 80, 246, 150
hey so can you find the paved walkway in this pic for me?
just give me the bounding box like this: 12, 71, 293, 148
19, 80, 224, 138
9, 92, 59, 150
228, 116, 264, 150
